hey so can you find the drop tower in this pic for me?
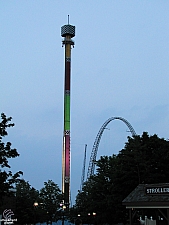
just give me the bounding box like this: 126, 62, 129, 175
61, 17, 75, 209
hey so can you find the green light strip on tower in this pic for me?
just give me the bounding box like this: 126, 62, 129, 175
64, 95, 70, 131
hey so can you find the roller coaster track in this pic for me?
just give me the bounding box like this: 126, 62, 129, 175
87, 117, 136, 179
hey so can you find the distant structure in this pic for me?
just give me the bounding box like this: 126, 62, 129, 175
87, 117, 137, 179
61, 16, 75, 209
80, 144, 87, 191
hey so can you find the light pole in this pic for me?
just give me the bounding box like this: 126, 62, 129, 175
93, 212, 96, 225
88, 212, 96, 225
60, 203, 66, 225
76, 214, 82, 225
33, 202, 38, 225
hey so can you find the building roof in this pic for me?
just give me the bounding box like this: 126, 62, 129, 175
122, 183, 169, 208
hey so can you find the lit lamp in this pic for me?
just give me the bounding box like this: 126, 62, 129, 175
88, 212, 96, 224
33, 202, 38, 207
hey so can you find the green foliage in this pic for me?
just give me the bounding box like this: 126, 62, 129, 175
15, 179, 62, 225
15, 180, 39, 224
39, 180, 63, 224
0, 113, 63, 224
0, 113, 23, 209
74, 132, 169, 225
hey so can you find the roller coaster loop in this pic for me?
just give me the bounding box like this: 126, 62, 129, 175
86, 117, 136, 179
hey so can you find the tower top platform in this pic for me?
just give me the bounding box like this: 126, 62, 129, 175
61, 24, 75, 38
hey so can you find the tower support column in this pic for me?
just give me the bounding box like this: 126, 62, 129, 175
61, 21, 75, 209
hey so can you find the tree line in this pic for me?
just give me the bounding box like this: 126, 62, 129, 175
72, 131, 169, 224
0, 113, 63, 224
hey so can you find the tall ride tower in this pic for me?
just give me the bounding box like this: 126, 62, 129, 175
61, 17, 75, 209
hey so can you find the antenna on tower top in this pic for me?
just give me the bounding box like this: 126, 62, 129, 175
68, 15, 69, 24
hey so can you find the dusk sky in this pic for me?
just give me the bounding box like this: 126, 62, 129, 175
1, 1, 169, 204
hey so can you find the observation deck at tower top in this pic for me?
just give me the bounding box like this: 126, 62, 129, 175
61, 24, 75, 38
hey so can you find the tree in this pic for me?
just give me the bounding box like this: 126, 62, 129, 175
74, 132, 169, 225
15, 180, 39, 225
0, 113, 23, 211
74, 156, 118, 225
115, 132, 169, 196
15, 180, 63, 225
39, 180, 63, 224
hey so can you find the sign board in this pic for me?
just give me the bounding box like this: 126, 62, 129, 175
145, 186, 169, 195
